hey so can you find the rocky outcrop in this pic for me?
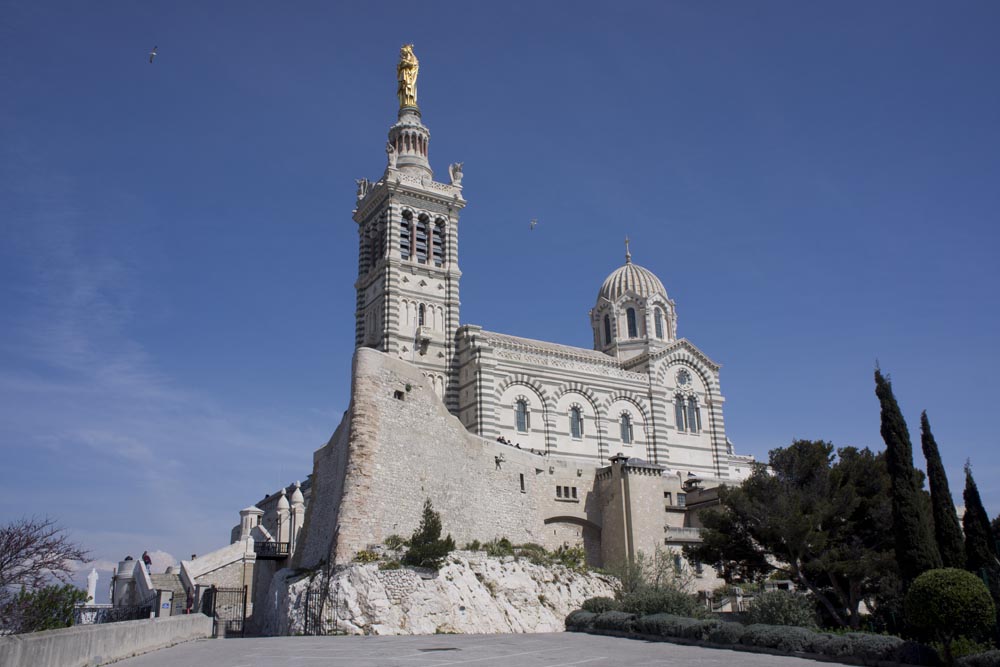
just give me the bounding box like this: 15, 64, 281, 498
260, 551, 617, 636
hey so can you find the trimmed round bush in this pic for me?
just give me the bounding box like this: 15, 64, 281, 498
592, 610, 637, 632
707, 621, 747, 645
565, 610, 596, 630
582, 596, 620, 613
619, 588, 703, 618
905, 568, 995, 661
741, 623, 825, 653
745, 590, 818, 628
843, 632, 906, 661
896, 640, 942, 667
816, 633, 854, 657
633, 613, 720, 640
958, 650, 1000, 667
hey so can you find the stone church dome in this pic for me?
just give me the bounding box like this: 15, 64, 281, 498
598, 245, 668, 303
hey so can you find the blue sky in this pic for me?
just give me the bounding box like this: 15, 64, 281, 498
2, 1, 998, 595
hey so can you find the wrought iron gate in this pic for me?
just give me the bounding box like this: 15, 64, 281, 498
203, 586, 247, 637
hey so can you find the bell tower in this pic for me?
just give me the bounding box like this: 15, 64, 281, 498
352, 45, 466, 409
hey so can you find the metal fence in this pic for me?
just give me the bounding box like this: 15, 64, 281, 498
302, 586, 341, 636
74, 599, 154, 625
202, 586, 248, 637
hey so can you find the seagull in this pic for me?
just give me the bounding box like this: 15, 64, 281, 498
530, 219, 537, 230
149, 46, 157, 64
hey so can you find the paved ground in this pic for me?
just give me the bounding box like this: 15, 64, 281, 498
116, 633, 826, 667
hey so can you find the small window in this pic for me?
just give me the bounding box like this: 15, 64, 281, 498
603, 314, 612, 345
626, 308, 638, 338
677, 493, 687, 508
570, 406, 583, 439
515, 400, 529, 432
393, 390, 405, 400
664, 492, 672, 506
556, 486, 563, 498
673, 554, 683, 570
571, 487, 578, 499
674, 395, 686, 432
654, 308, 664, 339
519, 473, 525, 493
418, 303, 425, 327
620, 413, 633, 444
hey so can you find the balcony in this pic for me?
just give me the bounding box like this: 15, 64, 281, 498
254, 541, 290, 560
663, 527, 702, 543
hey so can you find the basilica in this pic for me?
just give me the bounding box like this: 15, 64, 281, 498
354, 46, 751, 482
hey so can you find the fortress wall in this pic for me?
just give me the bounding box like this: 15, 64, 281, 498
293, 412, 351, 570
318, 348, 602, 565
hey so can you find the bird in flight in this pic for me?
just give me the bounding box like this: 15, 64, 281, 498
530, 219, 538, 231
149, 46, 157, 64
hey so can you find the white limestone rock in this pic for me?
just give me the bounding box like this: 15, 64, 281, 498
260, 551, 617, 636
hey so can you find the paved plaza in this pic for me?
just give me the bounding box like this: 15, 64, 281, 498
115, 633, 826, 667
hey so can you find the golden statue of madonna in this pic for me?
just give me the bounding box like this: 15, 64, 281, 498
397, 44, 419, 108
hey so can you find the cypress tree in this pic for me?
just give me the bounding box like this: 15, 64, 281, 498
874, 368, 941, 585
963, 463, 998, 574
920, 411, 966, 568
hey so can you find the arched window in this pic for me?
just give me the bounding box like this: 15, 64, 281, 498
654, 308, 664, 339
686, 396, 701, 433
626, 308, 638, 338
400, 212, 412, 260
674, 395, 686, 432
418, 304, 425, 327
515, 399, 529, 433
603, 315, 612, 345
620, 413, 633, 444
570, 407, 583, 439
432, 220, 445, 267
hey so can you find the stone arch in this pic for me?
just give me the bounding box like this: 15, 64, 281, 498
601, 391, 649, 421
544, 516, 602, 566
495, 374, 550, 407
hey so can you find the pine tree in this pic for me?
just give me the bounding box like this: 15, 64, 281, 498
874, 368, 941, 585
963, 463, 998, 575
920, 411, 965, 568
402, 499, 455, 570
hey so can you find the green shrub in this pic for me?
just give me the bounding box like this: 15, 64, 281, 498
402, 500, 456, 570
592, 610, 637, 632
896, 640, 942, 666
634, 613, 719, 640
943, 638, 996, 662
517, 543, 550, 565
383, 534, 408, 550
378, 560, 402, 570
553, 545, 587, 570
618, 588, 704, 618
958, 650, 1000, 667
707, 621, 747, 645
817, 633, 854, 657
3, 584, 87, 633
463, 540, 482, 551
905, 568, 995, 664
566, 610, 596, 630
484, 537, 514, 558
745, 590, 818, 628
353, 549, 379, 563
843, 632, 906, 661
582, 597, 620, 613
741, 623, 825, 653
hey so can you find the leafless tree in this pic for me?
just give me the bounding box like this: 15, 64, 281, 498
0, 517, 90, 606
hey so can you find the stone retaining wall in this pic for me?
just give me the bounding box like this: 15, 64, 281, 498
0, 613, 212, 667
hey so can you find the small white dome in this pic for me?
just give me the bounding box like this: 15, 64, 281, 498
598, 259, 668, 303
276, 489, 290, 510
290, 482, 305, 505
